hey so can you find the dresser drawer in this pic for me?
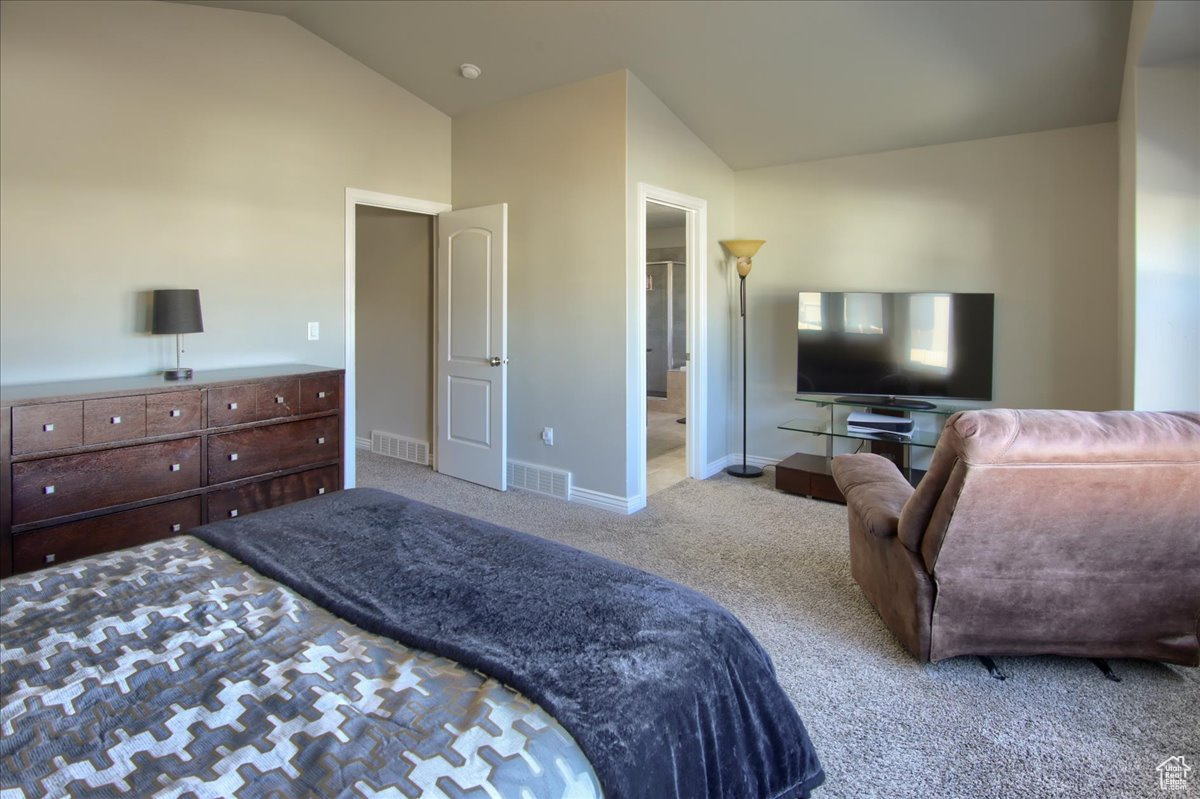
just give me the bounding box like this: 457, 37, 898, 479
208, 385, 258, 427
12, 437, 202, 525
300, 374, 341, 414
256, 379, 300, 421
208, 416, 340, 484
84, 396, 146, 445
146, 390, 203, 436
12, 402, 83, 455
12, 497, 202, 572
207, 465, 340, 521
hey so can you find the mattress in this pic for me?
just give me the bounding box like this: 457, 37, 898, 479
0, 537, 600, 798
2, 487, 825, 798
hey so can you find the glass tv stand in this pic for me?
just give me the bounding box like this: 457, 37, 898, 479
776, 396, 973, 502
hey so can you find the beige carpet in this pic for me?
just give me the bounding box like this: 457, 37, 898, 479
357, 452, 1199, 799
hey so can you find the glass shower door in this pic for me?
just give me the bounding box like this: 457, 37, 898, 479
646, 262, 669, 397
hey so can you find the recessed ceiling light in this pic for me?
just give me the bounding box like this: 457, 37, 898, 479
460, 63, 482, 80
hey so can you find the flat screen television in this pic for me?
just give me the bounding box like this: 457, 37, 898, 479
796, 291, 994, 409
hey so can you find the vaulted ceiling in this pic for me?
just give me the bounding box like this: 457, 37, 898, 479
181, 0, 1134, 170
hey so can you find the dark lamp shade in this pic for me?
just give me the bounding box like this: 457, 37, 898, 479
152, 289, 204, 334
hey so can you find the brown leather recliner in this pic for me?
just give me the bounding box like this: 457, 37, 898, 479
830, 409, 1200, 666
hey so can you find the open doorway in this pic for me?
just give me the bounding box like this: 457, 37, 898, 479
645, 202, 689, 495
354, 206, 434, 471
344, 190, 508, 493
343, 189, 449, 488
632, 183, 708, 510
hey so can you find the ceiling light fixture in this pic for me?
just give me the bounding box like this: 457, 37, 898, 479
459, 63, 482, 80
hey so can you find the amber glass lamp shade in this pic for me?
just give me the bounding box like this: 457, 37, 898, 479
720, 239, 766, 277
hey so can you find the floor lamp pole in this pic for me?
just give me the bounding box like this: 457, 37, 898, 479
728, 274, 763, 478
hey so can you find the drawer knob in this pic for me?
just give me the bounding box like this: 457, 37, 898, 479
228, 509, 238, 518
170, 463, 181, 472
228, 402, 238, 410
317, 391, 327, 399
229, 453, 239, 461
111, 416, 122, 424
317, 487, 326, 495
44, 554, 56, 564
317, 436, 326, 445
43, 485, 56, 495
43, 423, 55, 432
170, 409, 182, 418
171, 523, 182, 533
275, 395, 285, 404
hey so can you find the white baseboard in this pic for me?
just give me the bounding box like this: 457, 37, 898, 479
571, 486, 644, 514
744, 454, 781, 469
576, 453, 784, 513
495, 458, 642, 514
355, 437, 370, 450
704, 453, 781, 476
702, 454, 732, 478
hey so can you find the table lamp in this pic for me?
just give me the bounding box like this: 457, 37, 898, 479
152, 289, 203, 380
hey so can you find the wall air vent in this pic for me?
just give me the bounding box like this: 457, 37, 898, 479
507, 460, 570, 500
370, 430, 429, 465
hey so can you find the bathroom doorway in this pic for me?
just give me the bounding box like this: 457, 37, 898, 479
645, 201, 688, 495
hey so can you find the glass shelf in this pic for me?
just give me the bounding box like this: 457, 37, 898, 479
778, 418, 942, 449
794, 395, 980, 417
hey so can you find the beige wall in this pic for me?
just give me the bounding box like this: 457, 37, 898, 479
1117, 0, 1154, 409
0, 0, 450, 384
452, 72, 628, 497
1117, 1, 1200, 411
1, 1, 1134, 500
355, 207, 432, 443
1134, 62, 1200, 410
735, 124, 1119, 461
627, 73, 737, 487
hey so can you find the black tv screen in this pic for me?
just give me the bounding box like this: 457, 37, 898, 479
796, 291, 994, 401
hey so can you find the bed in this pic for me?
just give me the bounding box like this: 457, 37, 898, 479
1, 488, 825, 798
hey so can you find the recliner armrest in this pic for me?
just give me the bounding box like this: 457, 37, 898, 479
831, 454, 914, 540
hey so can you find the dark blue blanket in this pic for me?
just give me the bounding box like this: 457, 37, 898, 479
193, 488, 824, 798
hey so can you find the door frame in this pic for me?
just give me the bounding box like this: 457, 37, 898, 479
344, 188, 451, 488
632, 183, 708, 508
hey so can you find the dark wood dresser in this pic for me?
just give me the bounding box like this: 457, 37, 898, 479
0, 364, 343, 576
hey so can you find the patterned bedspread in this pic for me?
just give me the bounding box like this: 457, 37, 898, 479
0, 537, 600, 798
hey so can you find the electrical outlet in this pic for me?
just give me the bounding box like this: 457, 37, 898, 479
307, 322, 319, 341
542, 427, 554, 446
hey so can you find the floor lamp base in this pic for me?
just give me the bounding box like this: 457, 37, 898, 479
726, 464, 764, 478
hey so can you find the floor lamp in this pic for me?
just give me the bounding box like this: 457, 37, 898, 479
722, 239, 765, 478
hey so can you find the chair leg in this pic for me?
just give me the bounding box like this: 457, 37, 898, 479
978, 655, 1007, 680
1089, 658, 1122, 682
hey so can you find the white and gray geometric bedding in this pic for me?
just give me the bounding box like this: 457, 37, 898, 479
0, 537, 601, 798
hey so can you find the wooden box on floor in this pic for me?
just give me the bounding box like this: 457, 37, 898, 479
775, 453, 845, 503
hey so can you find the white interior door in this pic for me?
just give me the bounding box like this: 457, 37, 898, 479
436, 204, 508, 490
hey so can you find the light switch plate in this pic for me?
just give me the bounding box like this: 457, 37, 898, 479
308, 322, 319, 341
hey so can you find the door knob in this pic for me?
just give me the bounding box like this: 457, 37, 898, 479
489, 356, 509, 366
